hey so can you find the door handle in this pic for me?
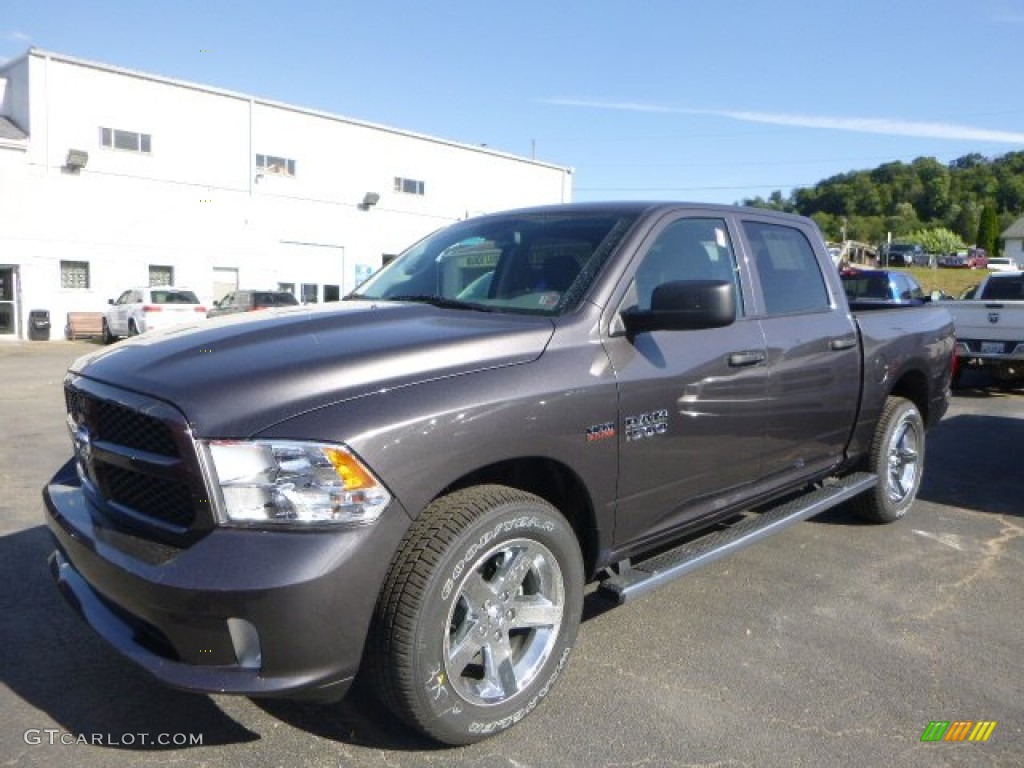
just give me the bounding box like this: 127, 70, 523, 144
728, 350, 766, 367
830, 336, 857, 351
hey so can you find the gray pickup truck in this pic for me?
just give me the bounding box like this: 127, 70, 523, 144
44, 202, 954, 745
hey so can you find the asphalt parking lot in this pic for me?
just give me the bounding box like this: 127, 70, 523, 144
1, 340, 1021, 767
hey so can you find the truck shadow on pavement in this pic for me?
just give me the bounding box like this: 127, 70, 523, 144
913, 413, 1024, 517
0, 525, 260, 750
0, 525, 461, 750
806, 410, 1023, 526
253, 690, 441, 750
813, 411, 1023, 525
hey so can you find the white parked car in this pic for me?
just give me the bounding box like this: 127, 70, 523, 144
103, 286, 206, 343
987, 257, 1021, 272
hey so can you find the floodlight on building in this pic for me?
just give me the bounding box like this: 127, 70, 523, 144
65, 149, 89, 171
360, 192, 380, 210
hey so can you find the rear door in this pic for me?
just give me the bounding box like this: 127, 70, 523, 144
605, 212, 769, 546
739, 216, 861, 484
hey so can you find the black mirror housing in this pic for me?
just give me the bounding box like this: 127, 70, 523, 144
622, 280, 736, 334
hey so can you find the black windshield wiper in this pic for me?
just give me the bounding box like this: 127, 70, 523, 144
378, 295, 497, 312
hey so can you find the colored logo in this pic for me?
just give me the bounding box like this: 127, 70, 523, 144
920, 720, 997, 742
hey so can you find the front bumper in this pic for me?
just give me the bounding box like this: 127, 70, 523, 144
43, 459, 411, 699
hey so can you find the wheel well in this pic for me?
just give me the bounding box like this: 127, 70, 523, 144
440, 457, 599, 577
889, 368, 929, 422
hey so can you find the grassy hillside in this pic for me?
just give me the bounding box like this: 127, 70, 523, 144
897, 267, 985, 297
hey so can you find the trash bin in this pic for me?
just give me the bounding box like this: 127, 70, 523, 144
28, 309, 51, 341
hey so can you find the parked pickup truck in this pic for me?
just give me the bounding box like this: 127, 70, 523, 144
44, 203, 954, 745
943, 271, 1024, 384
839, 267, 927, 309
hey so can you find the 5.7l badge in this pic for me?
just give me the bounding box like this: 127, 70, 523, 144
624, 409, 669, 442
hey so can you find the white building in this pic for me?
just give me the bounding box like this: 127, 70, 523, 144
1000, 216, 1024, 269
0, 48, 572, 340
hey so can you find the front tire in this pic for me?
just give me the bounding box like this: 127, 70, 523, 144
852, 396, 925, 523
368, 485, 584, 745
101, 319, 115, 344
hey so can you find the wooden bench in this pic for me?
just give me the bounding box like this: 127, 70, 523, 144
64, 312, 105, 340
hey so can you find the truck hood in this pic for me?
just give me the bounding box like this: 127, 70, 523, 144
70, 301, 555, 436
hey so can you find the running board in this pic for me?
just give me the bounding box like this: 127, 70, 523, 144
599, 472, 877, 604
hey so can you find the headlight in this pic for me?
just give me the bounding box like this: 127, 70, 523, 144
203, 440, 391, 526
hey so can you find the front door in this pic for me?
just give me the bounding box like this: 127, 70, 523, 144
605, 214, 769, 547
0, 267, 18, 336
212, 267, 239, 307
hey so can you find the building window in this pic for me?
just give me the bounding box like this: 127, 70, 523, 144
256, 154, 296, 177
100, 127, 152, 154
301, 283, 318, 303
394, 176, 425, 195
149, 265, 174, 286
324, 285, 340, 302
60, 260, 90, 289
278, 282, 295, 296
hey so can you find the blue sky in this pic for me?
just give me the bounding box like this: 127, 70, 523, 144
3, 0, 1023, 204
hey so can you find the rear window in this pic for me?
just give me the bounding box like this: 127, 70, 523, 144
150, 290, 199, 304
744, 221, 830, 315
253, 292, 299, 306
842, 273, 891, 300
982, 276, 1024, 300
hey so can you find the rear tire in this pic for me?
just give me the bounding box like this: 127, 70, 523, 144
852, 396, 925, 523
367, 485, 583, 745
128, 319, 139, 337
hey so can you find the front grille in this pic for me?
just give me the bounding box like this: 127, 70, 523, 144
66, 387, 179, 456
95, 399, 179, 457
99, 464, 196, 528
64, 376, 211, 541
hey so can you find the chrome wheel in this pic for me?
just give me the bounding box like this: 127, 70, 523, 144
369, 485, 583, 744
443, 537, 565, 707
885, 412, 921, 504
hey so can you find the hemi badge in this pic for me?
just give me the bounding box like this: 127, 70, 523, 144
586, 422, 616, 442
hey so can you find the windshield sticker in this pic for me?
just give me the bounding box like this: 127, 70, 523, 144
538, 292, 560, 307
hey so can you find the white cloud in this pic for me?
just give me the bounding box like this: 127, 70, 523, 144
543, 98, 1024, 145
7, 31, 31, 43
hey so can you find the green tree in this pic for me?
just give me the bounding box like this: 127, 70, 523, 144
906, 227, 963, 254
772, 151, 1024, 247
886, 202, 920, 238
950, 200, 982, 243
976, 204, 1000, 254
742, 190, 791, 211
810, 212, 839, 240
912, 157, 951, 221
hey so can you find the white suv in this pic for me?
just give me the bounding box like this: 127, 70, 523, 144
987, 257, 1021, 272
103, 286, 206, 343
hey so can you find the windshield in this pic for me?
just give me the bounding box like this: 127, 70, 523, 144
350, 210, 639, 315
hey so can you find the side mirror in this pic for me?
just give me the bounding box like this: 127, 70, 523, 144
621, 280, 736, 334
